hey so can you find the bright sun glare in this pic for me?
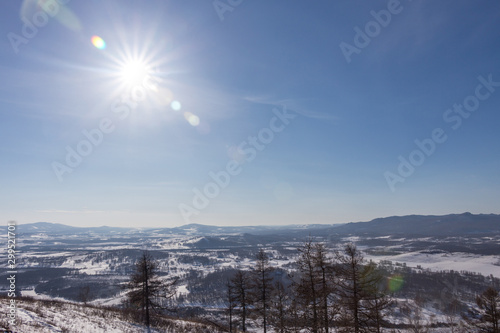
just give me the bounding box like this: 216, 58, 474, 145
120, 60, 150, 86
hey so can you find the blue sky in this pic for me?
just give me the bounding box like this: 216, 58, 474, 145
1, 0, 499, 227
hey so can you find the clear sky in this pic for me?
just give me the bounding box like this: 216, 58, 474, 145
1, 0, 499, 228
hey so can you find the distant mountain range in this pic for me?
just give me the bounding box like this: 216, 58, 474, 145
6, 222, 136, 235
331, 212, 500, 236
5, 212, 500, 237
5, 221, 341, 236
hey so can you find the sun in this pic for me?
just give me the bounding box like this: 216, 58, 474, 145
120, 59, 151, 86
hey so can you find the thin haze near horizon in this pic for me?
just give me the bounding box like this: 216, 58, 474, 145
1, 0, 499, 228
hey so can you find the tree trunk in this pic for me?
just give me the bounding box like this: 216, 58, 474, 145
145, 262, 150, 330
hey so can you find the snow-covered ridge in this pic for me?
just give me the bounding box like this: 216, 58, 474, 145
0, 296, 224, 333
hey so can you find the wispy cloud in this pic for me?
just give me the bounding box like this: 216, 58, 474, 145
244, 95, 339, 121
36, 209, 130, 214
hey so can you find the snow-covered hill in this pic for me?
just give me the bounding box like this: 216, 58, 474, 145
0, 297, 224, 333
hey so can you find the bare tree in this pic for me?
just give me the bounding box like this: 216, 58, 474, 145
334, 243, 392, 333
445, 312, 467, 333
401, 301, 433, 333
362, 262, 393, 333
124, 251, 177, 331
365, 294, 392, 333
466, 287, 500, 332
226, 279, 236, 333
294, 239, 321, 333
289, 298, 302, 333
270, 280, 289, 333
231, 269, 252, 332
78, 285, 92, 305
335, 243, 365, 332
251, 249, 275, 333
313, 242, 335, 333
443, 298, 466, 333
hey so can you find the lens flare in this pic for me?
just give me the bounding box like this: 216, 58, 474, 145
91, 35, 106, 50
171, 100, 182, 111
184, 112, 200, 126
388, 274, 404, 292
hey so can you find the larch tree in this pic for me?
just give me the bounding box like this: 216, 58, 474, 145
226, 279, 236, 333
313, 242, 335, 333
294, 239, 321, 333
231, 269, 252, 332
251, 248, 275, 333
270, 280, 289, 333
124, 251, 177, 331
467, 287, 500, 332
334, 243, 391, 333
78, 285, 92, 305
362, 262, 393, 333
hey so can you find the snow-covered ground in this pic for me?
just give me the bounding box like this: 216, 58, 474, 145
366, 251, 500, 277
0, 299, 156, 332
0, 297, 222, 333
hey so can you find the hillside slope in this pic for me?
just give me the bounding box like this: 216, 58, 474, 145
0, 297, 224, 333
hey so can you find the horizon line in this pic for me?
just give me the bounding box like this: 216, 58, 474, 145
8, 211, 495, 229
